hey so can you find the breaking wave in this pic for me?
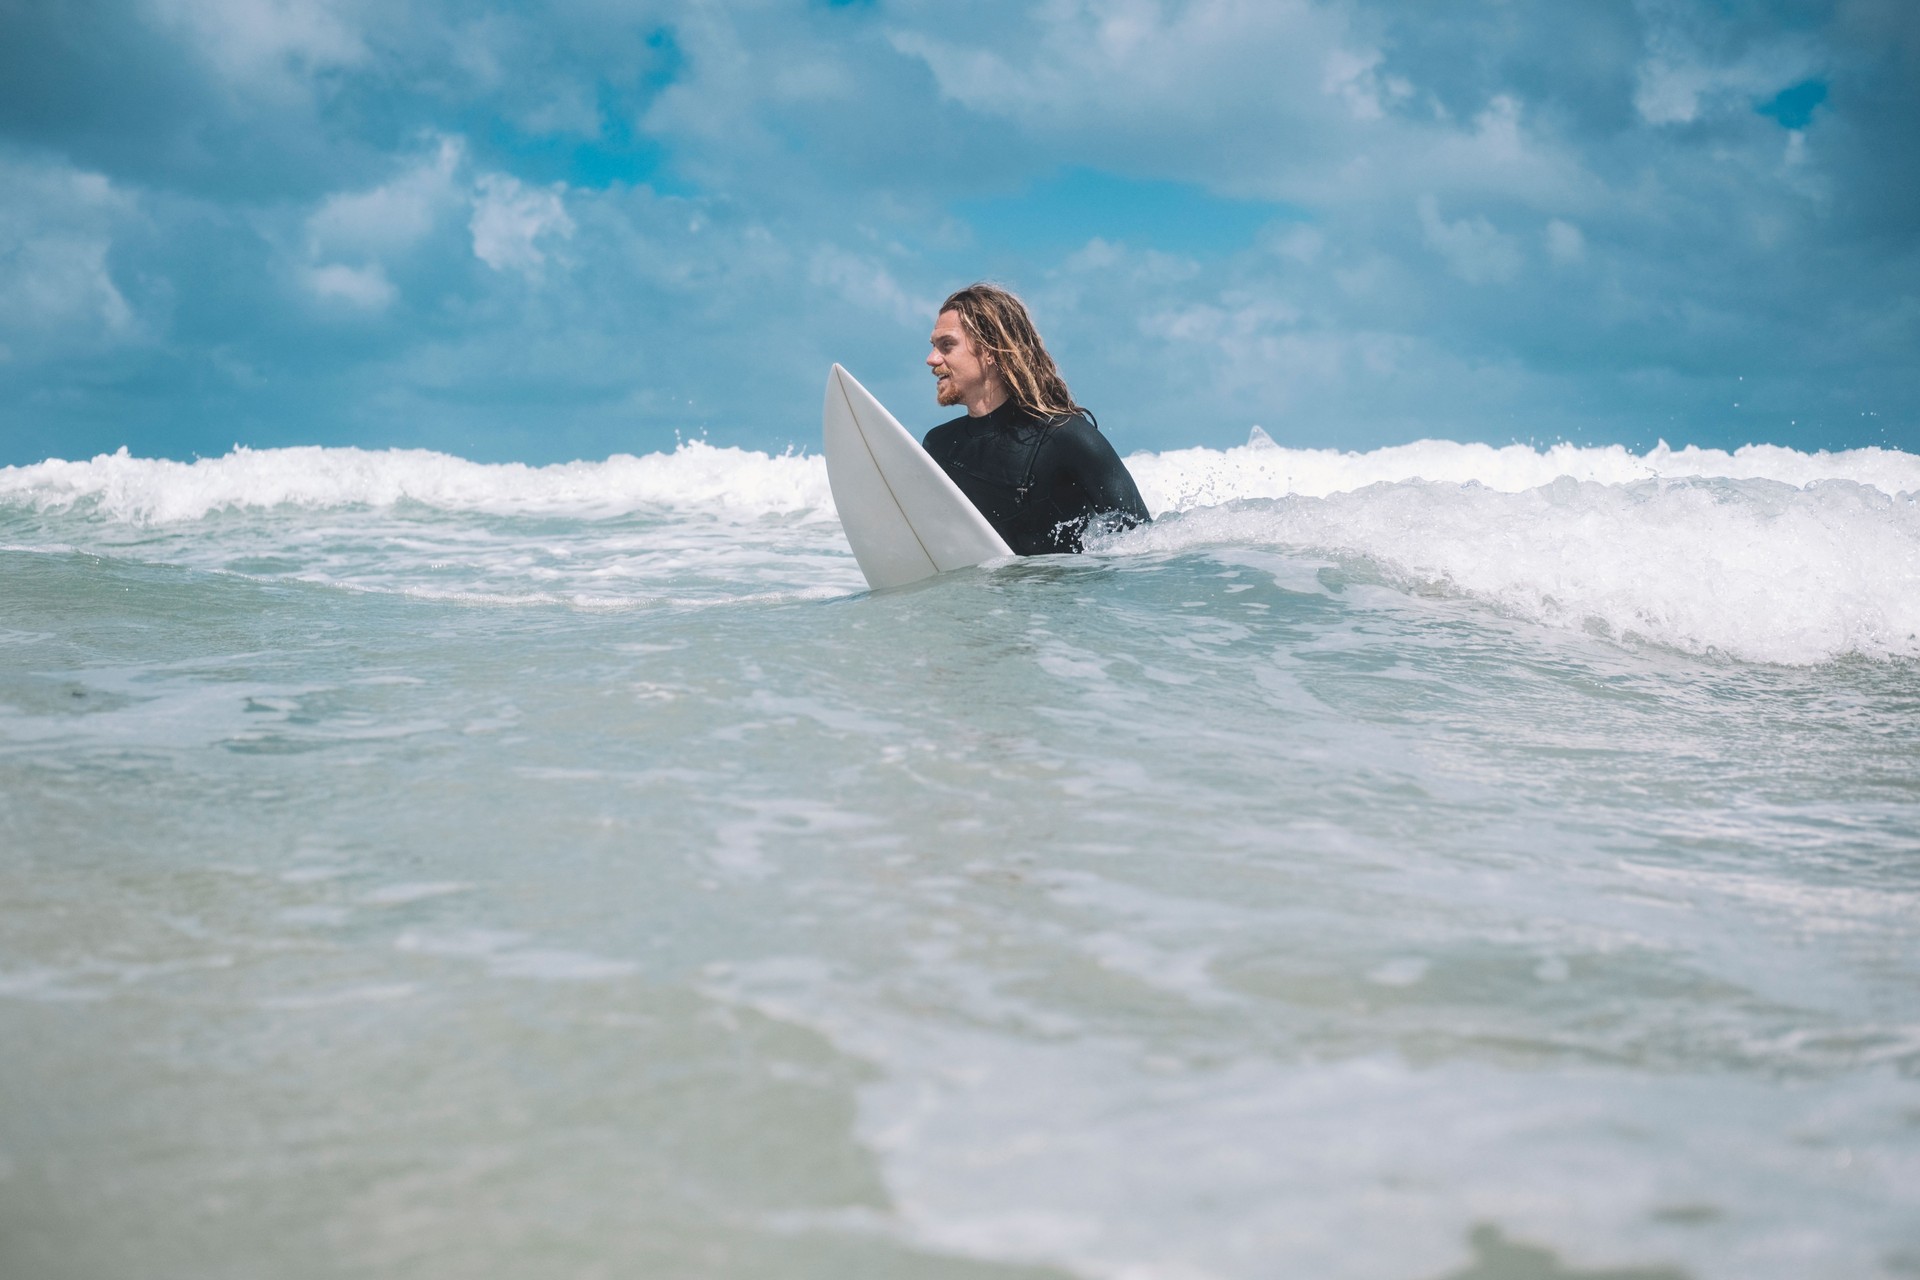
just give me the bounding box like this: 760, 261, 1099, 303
5, 435, 1917, 664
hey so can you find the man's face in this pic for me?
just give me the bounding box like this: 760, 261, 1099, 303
927, 310, 993, 409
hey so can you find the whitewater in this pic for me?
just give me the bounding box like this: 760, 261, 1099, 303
3, 434, 1918, 1279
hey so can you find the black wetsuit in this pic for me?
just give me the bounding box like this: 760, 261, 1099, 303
922, 402, 1152, 556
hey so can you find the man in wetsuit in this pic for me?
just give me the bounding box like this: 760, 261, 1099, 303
922, 284, 1151, 556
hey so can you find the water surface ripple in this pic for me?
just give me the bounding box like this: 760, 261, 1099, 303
2, 442, 1917, 1279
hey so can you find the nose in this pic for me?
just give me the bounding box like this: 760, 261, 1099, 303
925, 348, 941, 368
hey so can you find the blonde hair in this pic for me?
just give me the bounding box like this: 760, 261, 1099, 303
940, 283, 1082, 420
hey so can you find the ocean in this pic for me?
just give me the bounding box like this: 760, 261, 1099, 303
2, 434, 1917, 1279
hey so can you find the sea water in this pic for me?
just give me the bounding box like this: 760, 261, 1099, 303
1, 435, 1917, 1279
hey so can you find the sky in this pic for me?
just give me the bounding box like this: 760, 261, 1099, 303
1, 0, 1917, 466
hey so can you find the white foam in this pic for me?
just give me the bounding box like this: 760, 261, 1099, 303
7, 437, 1917, 664
706, 959, 1920, 1280
0, 441, 835, 524
1128, 431, 1920, 510
360, 881, 472, 906
392, 927, 638, 981
1120, 474, 1920, 664
10, 435, 1917, 527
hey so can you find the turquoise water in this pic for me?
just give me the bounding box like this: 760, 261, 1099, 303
2, 441, 1918, 1279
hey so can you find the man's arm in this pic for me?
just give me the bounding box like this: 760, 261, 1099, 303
1050, 418, 1151, 528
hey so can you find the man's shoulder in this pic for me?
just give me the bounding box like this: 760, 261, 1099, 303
1038, 410, 1113, 455
921, 412, 973, 449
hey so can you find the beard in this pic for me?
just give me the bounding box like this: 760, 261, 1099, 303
933, 371, 963, 406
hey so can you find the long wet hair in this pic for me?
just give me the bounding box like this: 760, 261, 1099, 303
940, 283, 1084, 421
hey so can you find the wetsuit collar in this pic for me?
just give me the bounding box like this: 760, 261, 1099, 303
972, 399, 1040, 429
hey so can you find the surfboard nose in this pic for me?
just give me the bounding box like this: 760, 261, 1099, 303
825, 364, 856, 419
826, 363, 871, 413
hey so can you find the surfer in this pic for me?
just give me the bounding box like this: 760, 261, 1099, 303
922, 284, 1151, 555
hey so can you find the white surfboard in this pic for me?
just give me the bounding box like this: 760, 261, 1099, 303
823, 364, 1013, 590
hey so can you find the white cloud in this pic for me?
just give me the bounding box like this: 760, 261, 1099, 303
642, 3, 860, 168
1632, 24, 1820, 126
147, 0, 366, 95
1418, 195, 1523, 284
307, 137, 464, 260
302, 262, 395, 309
0, 155, 141, 355
808, 247, 931, 328
299, 137, 465, 309
10, 236, 136, 333
1061, 237, 1202, 285
887, 6, 1593, 214
1396, 94, 1596, 211
1269, 226, 1326, 264
469, 173, 575, 276
1322, 47, 1410, 122
515, 85, 602, 139
1633, 57, 1714, 126
1545, 218, 1586, 265
1134, 289, 1421, 412
887, 0, 1355, 184
893, 0, 1339, 116
1142, 296, 1303, 346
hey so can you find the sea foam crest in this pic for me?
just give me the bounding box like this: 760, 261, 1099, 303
1128, 429, 1920, 509
1125, 474, 1920, 664
0, 442, 835, 524
7, 438, 1918, 664
1125, 433, 1920, 664
6, 435, 1917, 523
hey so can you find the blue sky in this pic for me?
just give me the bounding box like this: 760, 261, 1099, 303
1, 0, 1916, 465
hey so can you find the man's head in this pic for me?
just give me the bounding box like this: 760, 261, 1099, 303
926, 308, 1003, 415
927, 283, 1080, 419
